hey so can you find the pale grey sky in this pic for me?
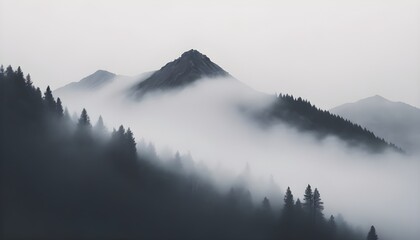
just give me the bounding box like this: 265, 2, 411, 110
0, 0, 419, 109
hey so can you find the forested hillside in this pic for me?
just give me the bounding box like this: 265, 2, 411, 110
260, 94, 401, 153
1, 66, 370, 240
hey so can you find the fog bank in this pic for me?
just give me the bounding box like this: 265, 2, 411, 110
56, 77, 420, 240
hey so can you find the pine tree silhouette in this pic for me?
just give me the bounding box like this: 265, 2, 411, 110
94, 115, 106, 133
43, 86, 56, 113
262, 197, 271, 212
284, 187, 294, 212
78, 108, 91, 128
303, 184, 314, 212
125, 128, 137, 158
313, 188, 324, 221
56, 98, 64, 117
367, 225, 378, 240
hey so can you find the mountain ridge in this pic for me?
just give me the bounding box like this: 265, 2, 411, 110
131, 49, 231, 97
331, 95, 420, 153
53, 51, 402, 153
55, 69, 117, 93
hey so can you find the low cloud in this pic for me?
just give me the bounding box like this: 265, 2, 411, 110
56, 77, 420, 240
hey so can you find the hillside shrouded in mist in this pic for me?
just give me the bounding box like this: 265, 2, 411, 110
2, 66, 377, 240
1, 1, 419, 239
50, 50, 420, 240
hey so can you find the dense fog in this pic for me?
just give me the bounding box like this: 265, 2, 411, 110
55, 76, 420, 240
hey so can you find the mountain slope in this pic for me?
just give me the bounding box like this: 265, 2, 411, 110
331, 95, 420, 154
258, 94, 401, 153
55, 70, 117, 94
132, 49, 230, 97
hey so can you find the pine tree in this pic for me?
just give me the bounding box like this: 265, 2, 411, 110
115, 125, 125, 143
262, 197, 271, 212
328, 215, 336, 233
63, 107, 71, 122
303, 184, 313, 212
78, 108, 91, 128
125, 128, 137, 157
313, 188, 324, 220
111, 128, 117, 139
6, 65, 14, 78
94, 116, 107, 133
25, 74, 33, 88
56, 98, 64, 117
35, 88, 42, 99
284, 187, 294, 211
44, 86, 56, 112
16, 66, 24, 79
367, 226, 378, 240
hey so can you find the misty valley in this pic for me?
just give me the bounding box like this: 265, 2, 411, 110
1, 50, 420, 240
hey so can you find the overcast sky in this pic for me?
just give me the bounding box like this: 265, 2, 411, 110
1, 0, 419, 109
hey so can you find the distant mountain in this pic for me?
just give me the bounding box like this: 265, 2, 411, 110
331, 95, 420, 154
55, 70, 116, 94
131, 49, 230, 97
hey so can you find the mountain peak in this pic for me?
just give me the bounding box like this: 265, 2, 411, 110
178, 49, 210, 62
54, 69, 116, 93
133, 50, 230, 97
92, 69, 114, 75
356, 95, 394, 106
367, 95, 387, 101
78, 70, 116, 87
181, 49, 203, 57
372, 94, 385, 99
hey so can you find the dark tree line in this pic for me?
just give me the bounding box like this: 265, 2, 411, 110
277, 185, 349, 240
260, 93, 401, 153
1, 66, 376, 239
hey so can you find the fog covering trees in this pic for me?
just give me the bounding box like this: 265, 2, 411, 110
1, 66, 369, 239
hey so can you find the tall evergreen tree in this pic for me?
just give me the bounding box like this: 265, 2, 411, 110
56, 97, 64, 117
78, 108, 91, 128
16, 66, 24, 79
303, 184, 313, 212
25, 74, 33, 88
94, 115, 106, 133
284, 187, 294, 211
328, 215, 336, 233
6, 65, 14, 78
125, 128, 137, 157
117, 125, 125, 138
35, 87, 42, 99
43, 86, 56, 112
367, 226, 378, 240
262, 197, 271, 212
313, 188, 324, 220
63, 107, 71, 122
